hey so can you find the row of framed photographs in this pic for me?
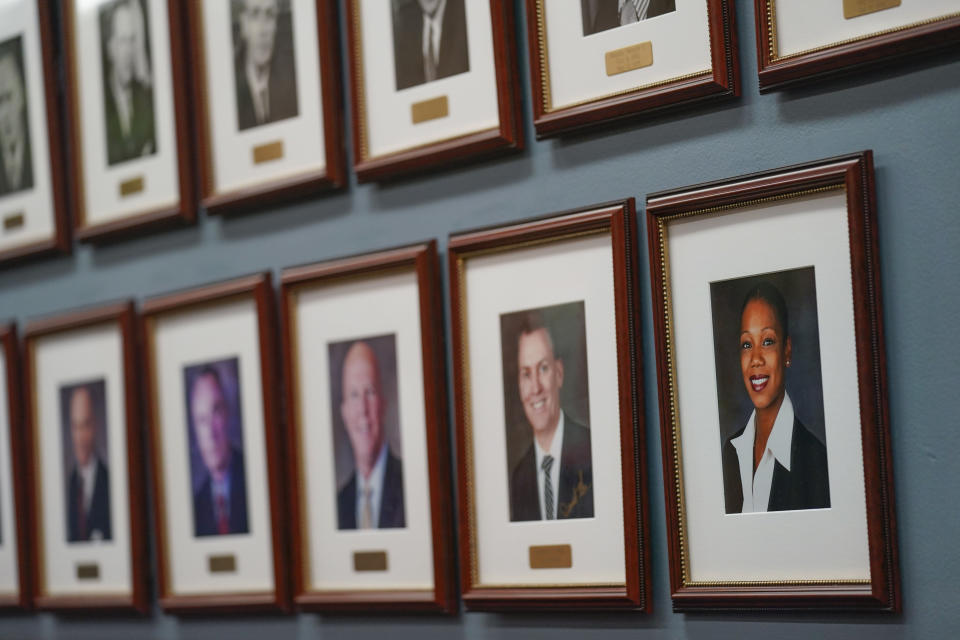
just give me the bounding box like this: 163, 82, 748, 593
2, 1, 958, 263
0, 150, 899, 614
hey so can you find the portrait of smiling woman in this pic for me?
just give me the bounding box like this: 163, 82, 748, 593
710, 268, 830, 515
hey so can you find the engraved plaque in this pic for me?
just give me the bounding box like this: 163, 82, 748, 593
119, 176, 145, 197
253, 140, 285, 164
605, 41, 653, 76
3, 212, 25, 230
411, 96, 449, 124
843, 0, 901, 19
208, 554, 237, 573
76, 563, 100, 580
353, 551, 388, 572
529, 544, 573, 569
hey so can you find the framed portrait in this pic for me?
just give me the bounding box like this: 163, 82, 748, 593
448, 201, 651, 610
755, 1, 960, 91
141, 273, 288, 612
346, 0, 523, 181
0, 324, 29, 609
0, 1, 69, 265
525, 0, 739, 138
280, 241, 455, 612
646, 151, 901, 611
63, 0, 195, 243
22, 302, 148, 612
187, 0, 346, 215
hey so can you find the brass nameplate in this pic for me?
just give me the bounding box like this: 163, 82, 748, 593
253, 140, 284, 164
605, 41, 653, 76
76, 563, 100, 580
411, 96, 449, 124
208, 554, 237, 573
353, 551, 388, 572
529, 544, 572, 569
3, 212, 25, 230
843, 0, 900, 19
119, 176, 145, 197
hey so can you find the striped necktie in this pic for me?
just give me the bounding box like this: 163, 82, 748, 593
542, 455, 555, 520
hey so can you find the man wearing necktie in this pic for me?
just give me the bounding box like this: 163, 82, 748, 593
336, 341, 406, 530
392, 0, 470, 91
580, 0, 676, 36
0, 38, 33, 198
508, 313, 594, 522
189, 366, 249, 537
65, 384, 112, 543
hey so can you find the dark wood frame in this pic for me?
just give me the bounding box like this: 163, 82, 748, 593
525, 0, 739, 138
186, 0, 346, 215
646, 150, 900, 611
0, 324, 30, 610
62, 0, 196, 243
345, 0, 523, 182
141, 273, 289, 613
448, 201, 650, 611
755, 1, 960, 91
0, 1, 70, 265
21, 302, 148, 613
280, 240, 456, 613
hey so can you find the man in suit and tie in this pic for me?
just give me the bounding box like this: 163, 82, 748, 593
189, 367, 249, 537
102, 0, 156, 165
233, 0, 299, 131
391, 0, 470, 91
509, 313, 594, 522
0, 38, 33, 197
336, 341, 405, 530
66, 385, 112, 543
581, 0, 676, 36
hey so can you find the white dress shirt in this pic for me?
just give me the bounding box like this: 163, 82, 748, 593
245, 60, 271, 123
355, 441, 389, 528
110, 74, 133, 137
77, 457, 98, 513
421, 0, 448, 67
2, 134, 24, 190
533, 411, 564, 520
731, 393, 796, 513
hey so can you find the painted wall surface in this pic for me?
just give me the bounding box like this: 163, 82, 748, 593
2, 1, 959, 638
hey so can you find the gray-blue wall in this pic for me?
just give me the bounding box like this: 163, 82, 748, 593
2, 1, 959, 638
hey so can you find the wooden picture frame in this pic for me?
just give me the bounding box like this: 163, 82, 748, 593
449, 201, 650, 610
187, 0, 346, 215
280, 240, 455, 613
346, 0, 523, 182
0, 1, 70, 265
22, 302, 148, 613
646, 151, 900, 611
0, 324, 30, 610
141, 273, 288, 613
525, 0, 739, 138
755, 1, 960, 91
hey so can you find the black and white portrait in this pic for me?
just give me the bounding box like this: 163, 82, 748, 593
580, 0, 676, 36
0, 35, 33, 197
391, 0, 470, 91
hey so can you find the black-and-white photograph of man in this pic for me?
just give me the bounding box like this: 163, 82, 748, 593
0, 35, 33, 197
391, 0, 470, 91
580, 0, 676, 36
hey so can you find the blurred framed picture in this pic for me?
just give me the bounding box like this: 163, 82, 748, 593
525, 0, 739, 137
755, 1, 960, 91
280, 241, 455, 612
646, 151, 901, 610
142, 273, 288, 612
0, 324, 29, 609
345, 0, 523, 181
448, 201, 651, 610
23, 303, 147, 612
0, 1, 69, 265
187, 0, 345, 215
63, 0, 195, 243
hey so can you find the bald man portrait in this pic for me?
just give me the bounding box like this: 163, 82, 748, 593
581, 0, 676, 36
333, 338, 406, 531
61, 381, 112, 543
0, 36, 33, 197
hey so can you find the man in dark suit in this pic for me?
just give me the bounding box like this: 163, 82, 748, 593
102, 0, 156, 166
66, 385, 112, 543
189, 367, 249, 537
336, 341, 405, 530
581, 0, 676, 36
509, 314, 593, 521
391, 0, 470, 91
0, 38, 33, 197
233, 0, 299, 131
